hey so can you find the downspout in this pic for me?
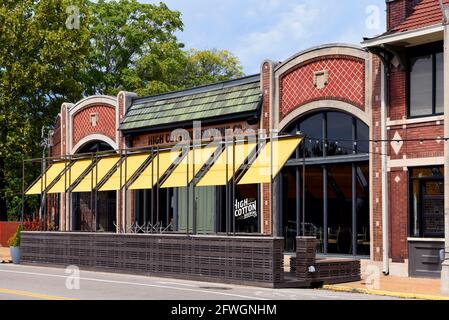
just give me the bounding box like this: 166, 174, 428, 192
439, 0, 449, 295
380, 61, 389, 275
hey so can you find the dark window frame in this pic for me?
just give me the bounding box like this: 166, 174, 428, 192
408, 166, 444, 238
407, 41, 444, 119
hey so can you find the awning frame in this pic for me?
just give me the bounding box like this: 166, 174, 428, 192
22, 133, 305, 235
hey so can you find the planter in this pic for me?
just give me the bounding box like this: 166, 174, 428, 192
10, 246, 20, 264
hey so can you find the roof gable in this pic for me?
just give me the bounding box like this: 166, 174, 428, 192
392, 0, 448, 33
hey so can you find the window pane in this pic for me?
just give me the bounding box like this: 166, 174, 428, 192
327, 164, 353, 254
356, 163, 370, 255
356, 119, 369, 154
299, 113, 323, 157
422, 181, 444, 237
303, 165, 324, 253
326, 112, 353, 156
409, 166, 444, 238
436, 52, 444, 114
410, 55, 433, 117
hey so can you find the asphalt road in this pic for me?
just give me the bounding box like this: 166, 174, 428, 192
0, 264, 398, 300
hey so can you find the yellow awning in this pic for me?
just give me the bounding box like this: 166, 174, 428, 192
98, 153, 150, 191
47, 159, 93, 194
72, 156, 120, 193
161, 146, 219, 188
128, 151, 180, 190
238, 137, 302, 185
196, 142, 257, 187
25, 161, 69, 195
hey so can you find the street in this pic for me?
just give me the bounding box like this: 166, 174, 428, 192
0, 264, 399, 300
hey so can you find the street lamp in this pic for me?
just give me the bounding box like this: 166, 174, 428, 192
38, 125, 53, 226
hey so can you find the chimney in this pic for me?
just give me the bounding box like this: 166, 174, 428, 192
386, 0, 422, 30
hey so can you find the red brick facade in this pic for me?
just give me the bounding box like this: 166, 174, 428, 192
279, 56, 365, 119
72, 105, 116, 148
371, 55, 383, 262
261, 61, 274, 235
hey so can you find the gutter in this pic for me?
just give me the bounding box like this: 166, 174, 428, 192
380, 61, 389, 275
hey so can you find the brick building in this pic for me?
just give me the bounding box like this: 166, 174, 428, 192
26, 0, 449, 281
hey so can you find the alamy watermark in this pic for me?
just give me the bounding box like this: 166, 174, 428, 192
65, 265, 80, 290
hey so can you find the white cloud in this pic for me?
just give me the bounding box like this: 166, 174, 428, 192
235, 1, 324, 73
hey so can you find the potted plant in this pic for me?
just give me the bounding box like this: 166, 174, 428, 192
7, 225, 23, 264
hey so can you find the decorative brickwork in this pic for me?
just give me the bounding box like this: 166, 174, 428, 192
279, 56, 365, 120
371, 56, 383, 262
72, 105, 116, 147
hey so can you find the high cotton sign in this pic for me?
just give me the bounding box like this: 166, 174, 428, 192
234, 198, 257, 220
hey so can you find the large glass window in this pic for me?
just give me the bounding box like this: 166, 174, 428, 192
281, 110, 370, 256
327, 165, 353, 254
410, 166, 444, 238
408, 43, 444, 117
287, 111, 368, 159
299, 113, 323, 157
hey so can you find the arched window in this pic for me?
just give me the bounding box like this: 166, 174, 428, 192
280, 110, 370, 256
284, 111, 369, 158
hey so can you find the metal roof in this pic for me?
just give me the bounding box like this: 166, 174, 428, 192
120, 74, 262, 132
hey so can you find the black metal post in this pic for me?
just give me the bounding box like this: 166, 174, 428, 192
21, 160, 25, 222
232, 136, 236, 236
270, 131, 274, 237
156, 145, 160, 230
352, 163, 357, 256
225, 137, 229, 236
150, 147, 154, 232
302, 137, 306, 237
323, 165, 328, 255
95, 153, 99, 232
186, 144, 190, 235
124, 149, 128, 232
192, 140, 196, 235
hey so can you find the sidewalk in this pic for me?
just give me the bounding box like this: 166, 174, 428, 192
0, 247, 11, 263
324, 275, 449, 300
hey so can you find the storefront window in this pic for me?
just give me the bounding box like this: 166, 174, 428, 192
281, 110, 370, 256
327, 165, 353, 254
410, 166, 444, 238
327, 112, 353, 156
299, 113, 323, 157
234, 184, 259, 233
286, 111, 368, 159
304, 166, 324, 253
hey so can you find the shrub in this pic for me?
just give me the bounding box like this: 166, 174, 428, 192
23, 218, 44, 231
7, 224, 24, 247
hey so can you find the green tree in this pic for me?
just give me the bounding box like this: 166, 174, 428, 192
0, 0, 90, 220
183, 49, 244, 88
84, 0, 185, 96
85, 0, 244, 97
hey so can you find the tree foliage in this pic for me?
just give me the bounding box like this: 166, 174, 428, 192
0, 0, 91, 220
0, 0, 244, 221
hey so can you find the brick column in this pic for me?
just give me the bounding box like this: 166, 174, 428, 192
260, 61, 275, 235
117, 91, 137, 233
296, 236, 317, 281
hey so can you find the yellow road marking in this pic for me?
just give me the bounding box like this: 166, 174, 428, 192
323, 284, 449, 300
0, 288, 78, 300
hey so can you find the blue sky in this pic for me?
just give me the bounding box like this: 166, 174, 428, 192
142, 0, 387, 74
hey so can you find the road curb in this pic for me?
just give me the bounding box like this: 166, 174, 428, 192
322, 284, 449, 300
